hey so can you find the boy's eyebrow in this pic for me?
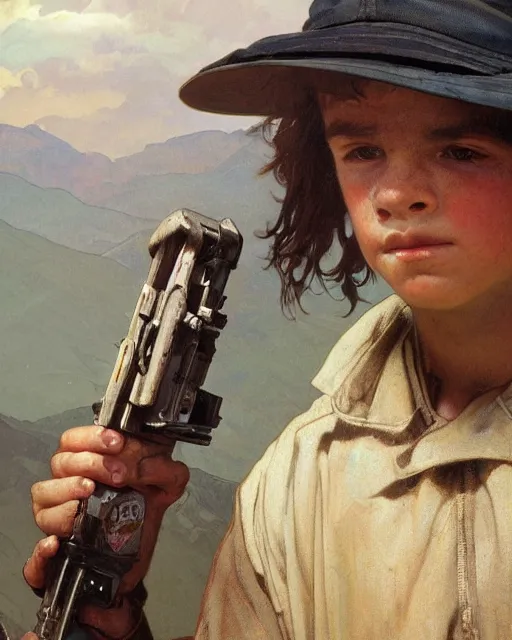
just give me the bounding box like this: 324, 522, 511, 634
428, 115, 512, 144
324, 120, 378, 140
324, 114, 512, 144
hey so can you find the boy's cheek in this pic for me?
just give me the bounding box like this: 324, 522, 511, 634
448, 192, 512, 249
340, 183, 374, 220
343, 192, 378, 234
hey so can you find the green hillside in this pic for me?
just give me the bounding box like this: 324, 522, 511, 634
0, 172, 152, 254
93, 148, 280, 229
0, 219, 142, 420
102, 229, 153, 276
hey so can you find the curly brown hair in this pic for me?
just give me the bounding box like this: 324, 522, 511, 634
252, 90, 374, 318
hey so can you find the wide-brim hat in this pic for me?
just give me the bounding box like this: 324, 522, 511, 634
179, 0, 512, 117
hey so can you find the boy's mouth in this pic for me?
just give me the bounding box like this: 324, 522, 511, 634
383, 232, 452, 253
382, 232, 454, 262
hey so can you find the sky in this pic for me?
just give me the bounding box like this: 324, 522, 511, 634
0, 0, 312, 157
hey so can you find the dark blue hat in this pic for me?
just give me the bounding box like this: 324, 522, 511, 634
180, 0, 512, 115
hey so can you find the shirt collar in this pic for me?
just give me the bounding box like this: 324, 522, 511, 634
311, 294, 512, 487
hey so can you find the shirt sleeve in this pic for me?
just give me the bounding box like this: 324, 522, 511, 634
190, 394, 334, 640
193, 448, 287, 640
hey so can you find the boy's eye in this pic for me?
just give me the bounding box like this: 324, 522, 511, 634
442, 146, 487, 162
343, 146, 383, 161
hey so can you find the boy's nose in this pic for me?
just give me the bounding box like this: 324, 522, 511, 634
375, 194, 431, 219
370, 164, 437, 220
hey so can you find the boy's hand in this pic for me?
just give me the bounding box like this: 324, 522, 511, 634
23, 424, 189, 635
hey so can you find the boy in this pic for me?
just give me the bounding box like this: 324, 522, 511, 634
22, 0, 512, 638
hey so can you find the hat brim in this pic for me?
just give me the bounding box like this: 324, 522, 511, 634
179, 23, 512, 116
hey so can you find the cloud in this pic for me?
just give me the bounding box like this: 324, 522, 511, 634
0, 66, 24, 90
0, 0, 312, 156
0, 0, 37, 31
0, 83, 125, 126
97, 0, 307, 38
29, 57, 257, 156
37, 0, 93, 16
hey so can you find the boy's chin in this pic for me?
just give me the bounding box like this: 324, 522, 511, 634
387, 280, 477, 313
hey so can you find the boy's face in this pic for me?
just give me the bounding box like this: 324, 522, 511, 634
319, 80, 512, 312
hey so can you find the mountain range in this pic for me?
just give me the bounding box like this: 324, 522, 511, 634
0, 172, 153, 254
0, 123, 263, 201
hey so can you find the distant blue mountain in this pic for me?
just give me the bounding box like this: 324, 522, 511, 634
0, 123, 258, 200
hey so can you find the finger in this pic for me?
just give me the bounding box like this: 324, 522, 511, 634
119, 436, 174, 472
132, 459, 190, 511
58, 425, 125, 455
32, 477, 95, 514
35, 500, 82, 537
21, 634, 39, 640
51, 451, 128, 486
137, 457, 190, 498
23, 536, 59, 589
